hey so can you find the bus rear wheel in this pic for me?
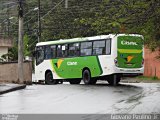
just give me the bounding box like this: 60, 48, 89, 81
45, 72, 58, 85
83, 69, 96, 85
69, 79, 81, 84
107, 74, 120, 86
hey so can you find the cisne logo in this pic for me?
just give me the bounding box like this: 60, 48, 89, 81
121, 41, 138, 46
67, 62, 78, 66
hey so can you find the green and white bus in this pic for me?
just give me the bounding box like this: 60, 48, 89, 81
34, 34, 144, 85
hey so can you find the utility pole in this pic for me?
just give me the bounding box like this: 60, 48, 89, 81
18, 0, 24, 84
38, 0, 41, 42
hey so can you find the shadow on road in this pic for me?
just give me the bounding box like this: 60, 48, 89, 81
77, 82, 142, 89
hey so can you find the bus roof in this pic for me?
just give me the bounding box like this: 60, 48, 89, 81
36, 34, 143, 46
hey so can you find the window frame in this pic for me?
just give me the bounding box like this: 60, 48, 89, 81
80, 41, 93, 56
68, 42, 80, 57
35, 38, 112, 60
36, 46, 45, 66
105, 39, 112, 55
43, 45, 57, 60
92, 40, 106, 55
56, 44, 68, 58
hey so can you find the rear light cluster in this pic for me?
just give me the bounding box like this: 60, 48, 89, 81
141, 58, 144, 66
114, 58, 119, 67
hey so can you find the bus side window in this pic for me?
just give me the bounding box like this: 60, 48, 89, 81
45, 46, 51, 59
80, 42, 92, 56
106, 39, 111, 55
93, 40, 105, 55
36, 46, 44, 66
68, 43, 80, 57
50, 45, 56, 58
57, 44, 68, 58
62, 44, 68, 57
57, 45, 63, 58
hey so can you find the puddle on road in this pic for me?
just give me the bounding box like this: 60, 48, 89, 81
126, 91, 145, 103
114, 90, 123, 93
109, 84, 146, 113
110, 84, 160, 113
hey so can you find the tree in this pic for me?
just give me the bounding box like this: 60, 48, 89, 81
1, 0, 160, 58
23, 34, 31, 56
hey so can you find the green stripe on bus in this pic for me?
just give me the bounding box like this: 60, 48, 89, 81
118, 49, 142, 53
50, 56, 103, 79
96, 56, 103, 75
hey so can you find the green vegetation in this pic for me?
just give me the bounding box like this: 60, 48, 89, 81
26, 0, 160, 51
1, 42, 18, 61
1, 34, 34, 61
0, 0, 160, 61
137, 76, 160, 80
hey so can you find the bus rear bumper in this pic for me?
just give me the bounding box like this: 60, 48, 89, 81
122, 73, 143, 77
114, 67, 144, 74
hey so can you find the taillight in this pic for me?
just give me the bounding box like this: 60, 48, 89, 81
114, 58, 118, 67
142, 58, 144, 66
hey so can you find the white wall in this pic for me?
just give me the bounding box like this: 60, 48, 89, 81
0, 47, 8, 60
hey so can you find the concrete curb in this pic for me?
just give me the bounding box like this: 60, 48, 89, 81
0, 84, 26, 95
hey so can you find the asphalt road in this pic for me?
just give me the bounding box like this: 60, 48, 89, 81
0, 82, 160, 114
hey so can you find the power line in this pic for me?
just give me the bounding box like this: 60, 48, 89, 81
41, 0, 64, 19
9, 8, 39, 27
24, 13, 37, 25
8, 0, 65, 27
0, 1, 17, 7
0, 4, 17, 14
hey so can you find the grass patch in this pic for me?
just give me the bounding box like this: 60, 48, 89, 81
136, 76, 159, 80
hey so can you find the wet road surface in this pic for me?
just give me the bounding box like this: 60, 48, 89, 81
0, 82, 160, 114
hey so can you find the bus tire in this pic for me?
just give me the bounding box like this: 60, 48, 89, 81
82, 69, 92, 85
69, 79, 81, 84
45, 72, 58, 85
107, 74, 120, 86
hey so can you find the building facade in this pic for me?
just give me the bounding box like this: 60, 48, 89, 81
0, 37, 13, 61
144, 47, 160, 79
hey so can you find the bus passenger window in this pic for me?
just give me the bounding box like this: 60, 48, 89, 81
57, 45, 63, 58
69, 43, 80, 57
57, 44, 68, 58
50, 45, 56, 58
36, 46, 44, 65
62, 44, 68, 57
93, 40, 105, 55
106, 39, 111, 55
80, 42, 92, 56
45, 46, 51, 59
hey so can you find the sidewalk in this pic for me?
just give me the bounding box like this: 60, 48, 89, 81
0, 83, 26, 95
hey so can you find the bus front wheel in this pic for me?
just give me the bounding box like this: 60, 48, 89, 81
83, 69, 96, 85
45, 72, 58, 85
